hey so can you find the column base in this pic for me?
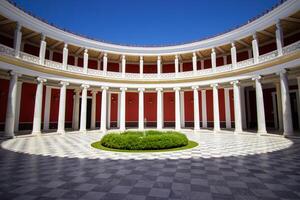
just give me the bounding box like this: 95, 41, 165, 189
257, 130, 267, 135
57, 130, 65, 134
79, 129, 87, 133
283, 132, 294, 137
213, 128, 220, 133
234, 129, 243, 134
31, 131, 42, 135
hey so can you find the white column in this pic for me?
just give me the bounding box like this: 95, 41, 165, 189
14, 23, 22, 58
107, 92, 111, 129
90, 90, 98, 130
231, 42, 237, 68
101, 87, 108, 132
83, 49, 88, 74
211, 48, 216, 71
62, 43, 68, 70
231, 81, 243, 133
39, 34, 46, 65
252, 76, 267, 134
157, 56, 161, 75
73, 89, 80, 130
79, 84, 90, 132
240, 86, 247, 129
103, 53, 108, 75
74, 56, 78, 66
179, 62, 183, 72
120, 87, 127, 131
248, 49, 253, 59
139, 56, 143, 78
224, 88, 231, 129
121, 55, 126, 77
211, 84, 220, 132
278, 70, 293, 136
14, 81, 22, 132
43, 86, 51, 131
174, 87, 181, 130
4, 72, 20, 138
180, 91, 185, 128
32, 77, 47, 135
97, 59, 101, 70
156, 88, 163, 130
275, 83, 283, 131
192, 86, 200, 130
275, 20, 284, 56
200, 60, 204, 70
201, 90, 207, 128
252, 33, 259, 64
175, 55, 179, 76
117, 93, 121, 128
57, 81, 69, 134
223, 55, 227, 65
192, 52, 197, 73
138, 88, 145, 130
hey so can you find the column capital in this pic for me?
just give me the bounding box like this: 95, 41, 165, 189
140, 56, 143, 61
122, 55, 126, 59
211, 48, 215, 53
192, 52, 196, 57
101, 86, 109, 90
103, 52, 108, 57
276, 20, 281, 30
252, 33, 258, 40
81, 84, 90, 89
120, 87, 127, 91
276, 69, 287, 75
74, 88, 81, 94
138, 88, 145, 92
16, 22, 22, 31
60, 81, 69, 86
191, 86, 199, 90
175, 55, 179, 60
210, 83, 218, 88
173, 87, 181, 91
84, 48, 88, 54
231, 42, 235, 47
37, 77, 47, 83
91, 90, 98, 95
63, 43, 68, 49
41, 33, 46, 41
156, 87, 163, 92
9, 71, 22, 77
230, 80, 240, 85
252, 75, 262, 81
157, 56, 161, 60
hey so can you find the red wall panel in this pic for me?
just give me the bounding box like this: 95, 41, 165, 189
0, 79, 9, 124
78, 57, 83, 67
229, 89, 235, 121
66, 89, 74, 122
163, 92, 175, 122
107, 62, 119, 72
88, 60, 97, 69
206, 90, 213, 122
126, 64, 139, 73
216, 57, 224, 67
237, 51, 249, 62
53, 52, 62, 63
96, 92, 102, 122
68, 56, 74, 65
19, 82, 36, 123
110, 93, 118, 122
0, 35, 13, 48
204, 59, 211, 69
183, 62, 193, 71
163, 64, 175, 73
284, 32, 300, 46
218, 89, 225, 122
144, 93, 157, 122
184, 91, 194, 122
50, 89, 59, 122
259, 43, 276, 55
126, 92, 138, 122
24, 44, 39, 56
144, 65, 157, 73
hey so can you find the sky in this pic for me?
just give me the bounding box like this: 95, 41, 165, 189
12, 0, 280, 46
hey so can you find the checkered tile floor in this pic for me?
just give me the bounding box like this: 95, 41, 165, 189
0, 131, 300, 200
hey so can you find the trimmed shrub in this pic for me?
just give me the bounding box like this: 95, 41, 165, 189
100, 130, 188, 150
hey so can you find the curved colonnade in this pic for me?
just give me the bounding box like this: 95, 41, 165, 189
0, 0, 299, 138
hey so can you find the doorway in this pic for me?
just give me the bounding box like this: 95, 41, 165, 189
290, 92, 299, 130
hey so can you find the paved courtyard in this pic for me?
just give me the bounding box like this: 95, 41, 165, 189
0, 131, 300, 200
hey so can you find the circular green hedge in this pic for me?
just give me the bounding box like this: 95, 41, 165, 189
98, 130, 190, 150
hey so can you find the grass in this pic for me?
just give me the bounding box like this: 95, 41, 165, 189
91, 140, 198, 153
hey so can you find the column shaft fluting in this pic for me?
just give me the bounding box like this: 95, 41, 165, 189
174, 87, 181, 130
212, 84, 220, 132
101, 87, 108, 132
156, 88, 163, 129
57, 82, 69, 134
120, 88, 127, 131
79, 85, 89, 132
32, 78, 46, 134
192, 86, 200, 130
253, 76, 267, 134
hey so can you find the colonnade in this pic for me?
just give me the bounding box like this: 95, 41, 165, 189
3, 69, 295, 138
